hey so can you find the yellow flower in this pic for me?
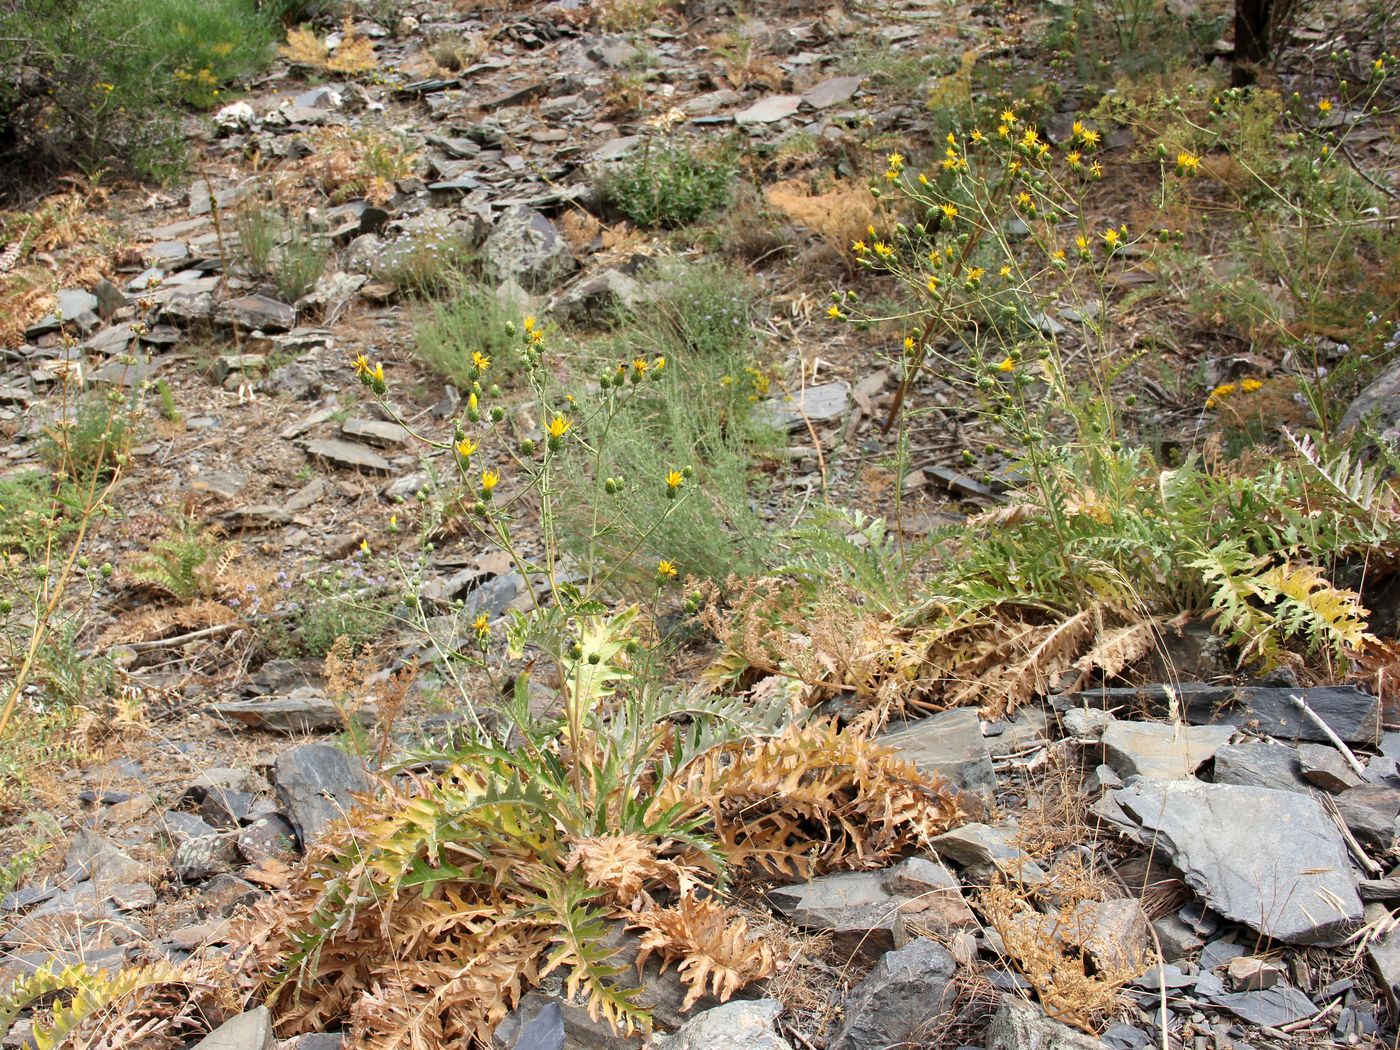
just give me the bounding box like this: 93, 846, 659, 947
352, 353, 372, 379
468, 391, 479, 411
997, 123, 1010, 138
996, 358, 1014, 373
1067, 150, 1082, 166
1001, 108, 1017, 125
999, 264, 1013, 278
887, 152, 905, 167
884, 167, 900, 182
653, 356, 666, 372
472, 612, 491, 638
1016, 190, 1032, 207
632, 357, 649, 374
1102, 227, 1121, 249
1020, 127, 1040, 149
472, 350, 491, 370
1318, 98, 1333, 112
1075, 234, 1089, 251
1051, 248, 1066, 261
918, 173, 929, 185
970, 129, 985, 143
904, 335, 916, 352
656, 559, 678, 580
523, 315, 537, 332
1081, 128, 1101, 147
455, 436, 479, 458
965, 266, 985, 283
481, 469, 501, 494
827, 304, 843, 319
1177, 150, 1200, 175
1241, 377, 1263, 393
1089, 161, 1103, 179
926, 275, 939, 293
359, 539, 371, 554
666, 469, 684, 490
873, 242, 894, 258
545, 414, 571, 438
941, 202, 958, 220
1072, 120, 1085, 138
945, 132, 956, 145
1206, 382, 1237, 408
852, 240, 868, 254
530, 328, 544, 344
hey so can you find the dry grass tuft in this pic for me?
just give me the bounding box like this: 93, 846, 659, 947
765, 178, 878, 262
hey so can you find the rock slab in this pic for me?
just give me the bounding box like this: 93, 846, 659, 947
1110, 780, 1361, 945
827, 938, 955, 1050
272, 743, 370, 847
650, 999, 790, 1050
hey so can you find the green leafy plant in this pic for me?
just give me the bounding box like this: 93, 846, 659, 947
128, 516, 232, 603
603, 141, 735, 228
412, 273, 523, 385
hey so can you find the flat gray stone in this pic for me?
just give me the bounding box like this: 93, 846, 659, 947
272, 743, 370, 847
1110, 780, 1361, 945
1211, 983, 1318, 1026
735, 95, 801, 125
217, 294, 296, 332
1341, 357, 1400, 436
1101, 719, 1235, 780
483, 206, 576, 293
341, 418, 411, 447
929, 823, 1046, 885
880, 856, 976, 935
304, 438, 392, 474
828, 938, 955, 1050
1211, 741, 1310, 793
801, 76, 862, 110
879, 708, 996, 802
209, 691, 374, 734
1297, 742, 1363, 792
768, 871, 902, 962
650, 999, 790, 1050
191, 1006, 274, 1050
758, 381, 850, 430
1368, 925, 1400, 1012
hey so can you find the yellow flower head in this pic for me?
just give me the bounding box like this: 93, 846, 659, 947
666, 469, 684, 490
1021, 127, 1040, 149
1241, 377, 1263, 393
352, 353, 373, 379
632, 357, 649, 374
1177, 150, 1200, 175
1102, 227, 1122, 248
999, 264, 1013, 278
481, 469, 501, 493
941, 202, 959, 220
656, 559, 678, 580
1001, 108, 1017, 125
472, 350, 491, 370
970, 129, 985, 143
873, 241, 894, 258
1318, 98, 1333, 112
546, 414, 571, 439
653, 356, 666, 372
926, 275, 939, 293
523, 315, 537, 332
887, 152, 905, 167
455, 436, 479, 458
472, 612, 491, 637
1072, 120, 1084, 137
996, 358, 1014, 373
1075, 234, 1089, 250
827, 304, 843, 319
1081, 128, 1101, 147
904, 335, 916, 352
1067, 150, 1082, 166
852, 240, 868, 254
966, 266, 985, 283
468, 391, 479, 411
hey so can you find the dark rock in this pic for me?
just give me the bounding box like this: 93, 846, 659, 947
272, 743, 370, 847
768, 870, 902, 962
879, 707, 996, 803
1368, 924, 1400, 1012
64, 829, 144, 886
159, 811, 219, 845
200, 874, 265, 917
1358, 876, 1400, 901
983, 995, 1106, 1049
1334, 784, 1400, 851
1107, 780, 1362, 945
1067, 897, 1150, 971
928, 823, 1046, 885
1211, 983, 1318, 1026
341, 418, 411, 447
237, 814, 299, 864
1066, 684, 1381, 746
552, 269, 644, 323
171, 832, 240, 882
491, 998, 563, 1050
263, 360, 323, 399
1210, 741, 1310, 792
880, 856, 976, 936
1340, 357, 1400, 438
1297, 742, 1363, 792
827, 938, 955, 1050
190, 1006, 275, 1050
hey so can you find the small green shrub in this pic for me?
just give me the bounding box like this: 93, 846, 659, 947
38, 390, 137, 482
234, 203, 331, 302
129, 516, 230, 603
269, 554, 397, 658
413, 274, 523, 386
603, 142, 734, 228
0, 0, 277, 188
0, 473, 82, 559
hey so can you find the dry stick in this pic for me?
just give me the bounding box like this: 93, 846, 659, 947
1290, 693, 1369, 779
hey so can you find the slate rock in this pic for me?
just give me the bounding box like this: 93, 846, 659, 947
880, 856, 976, 935
216, 295, 296, 332
341, 418, 410, 447
1101, 719, 1235, 780
200, 874, 265, 917
1210, 741, 1310, 793
649, 999, 790, 1050
483, 206, 577, 293
1066, 897, 1150, 971
1109, 780, 1361, 945
491, 998, 563, 1050
1211, 983, 1318, 1026
210, 690, 374, 734
304, 438, 393, 474
1341, 357, 1400, 437
237, 814, 299, 864
1297, 742, 1363, 792
1334, 783, 1400, 851
758, 381, 849, 430
171, 832, 240, 882
1068, 684, 1381, 746
827, 938, 955, 1050
928, 823, 1047, 885
64, 829, 145, 886
272, 743, 370, 847
879, 707, 995, 803
768, 871, 906, 961
984, 995, 1107, 1049
801, 75, 862, 109
1367, 924, 1400, 1011
159, 811, 219, 845
553, 269, 644, 323
735, 95, 802, 124
191, 1006, 275, 1050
